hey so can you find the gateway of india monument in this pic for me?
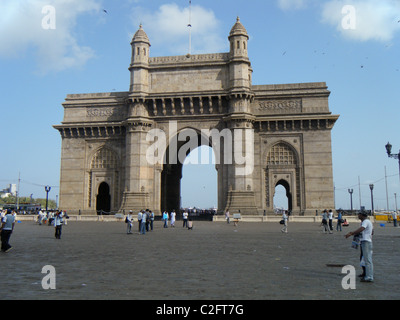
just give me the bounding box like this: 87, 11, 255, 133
54, 17, 339, 216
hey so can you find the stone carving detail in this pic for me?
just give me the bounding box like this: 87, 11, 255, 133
257, 99, 302, 113
86, 107, 125, 118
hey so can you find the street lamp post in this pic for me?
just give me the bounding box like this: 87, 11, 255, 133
385, 142, 400, 183
369, 184, 374, 215
348, 188, 354, 213
45, 186, 51, 211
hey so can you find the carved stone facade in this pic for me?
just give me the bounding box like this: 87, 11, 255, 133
54, 18, 339, 215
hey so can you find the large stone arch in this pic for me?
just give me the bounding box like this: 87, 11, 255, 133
160, 126, 223, 213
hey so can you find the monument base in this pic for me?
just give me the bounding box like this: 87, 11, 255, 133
120, 192, 150, 213
225, 190, 258, 215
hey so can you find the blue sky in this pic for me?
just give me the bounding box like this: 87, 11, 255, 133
1, 0, 399, 211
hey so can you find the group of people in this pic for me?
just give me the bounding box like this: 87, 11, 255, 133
1, 205, 376, 283
125, 209, 155, 235
277, 208, 374, 282
37, 209, 68, 239
162, 209, 192, 229
279, 209, 347, 234
320, 209, 349, 233
37, 210, 68, 226
320, 209, 374, 282
125, 209, 193, 234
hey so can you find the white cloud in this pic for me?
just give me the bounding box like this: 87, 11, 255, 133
321, 0, 400, 42
130, 3, 226, 55
277, 0, 308, 10
0, 0, 101, 74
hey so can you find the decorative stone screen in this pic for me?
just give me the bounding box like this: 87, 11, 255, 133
91, 148, 118, 169
267, 143, 297, 166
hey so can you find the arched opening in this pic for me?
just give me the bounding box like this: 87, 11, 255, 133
90, 147, 120, 213
273, 185, 288, 211
96, 182, 111, 214
160, 130, 218, 214
273, 180, 292, 213
181, 145, 217, 210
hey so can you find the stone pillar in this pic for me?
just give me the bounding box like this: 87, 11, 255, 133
223, 96, 258, 215
120, 101, 154, 213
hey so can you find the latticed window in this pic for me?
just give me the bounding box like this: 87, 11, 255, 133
91, 148, 118, 169
267, 143, 297, 165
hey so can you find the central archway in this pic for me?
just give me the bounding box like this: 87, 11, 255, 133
160, 129, 218, 214
181, 146, 217, 210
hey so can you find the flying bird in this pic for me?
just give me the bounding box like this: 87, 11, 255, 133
103, 9, 108, 14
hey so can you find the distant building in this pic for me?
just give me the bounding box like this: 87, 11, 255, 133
1, 184, 17, 198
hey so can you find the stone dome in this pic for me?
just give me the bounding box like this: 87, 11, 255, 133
229, 17, 249, 39
131, 24, 151, 45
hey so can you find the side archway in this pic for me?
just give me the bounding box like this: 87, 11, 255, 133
265, 142, 302, 214
88, 147, 121, 214
96, 181, 111, 213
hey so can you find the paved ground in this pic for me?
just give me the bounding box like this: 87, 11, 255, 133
1, 218, 399, 300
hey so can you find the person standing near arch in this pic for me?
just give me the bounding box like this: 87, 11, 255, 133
162, 211, 168, 228
126, 210, 133, 234
345, 212, 374, 282
182, 210, 188, 228
54, 210, 64, 239
328, 209, 334, 232
170, 210, 176, 227
225, 209, 230, 224
281, 210, 288, 233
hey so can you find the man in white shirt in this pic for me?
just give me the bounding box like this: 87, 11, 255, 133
328, 209, 333, 231
140, 210, 147, 235
182, 210, 188, 228
281, 211, 288, 233
345, 212, 374, 282
0, 209, 15, 252
126, 210, 133, 234
54, 210, 64, 239
38, 210, 44, 225
391, 211, 398, 227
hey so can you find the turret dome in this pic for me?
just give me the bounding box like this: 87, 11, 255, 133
131, 24, 151, 46
229, 17, 249, 39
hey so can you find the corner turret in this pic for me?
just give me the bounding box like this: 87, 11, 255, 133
228, 17, 253, 96
229, 17, 249, 59
129, 24, 151, 94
